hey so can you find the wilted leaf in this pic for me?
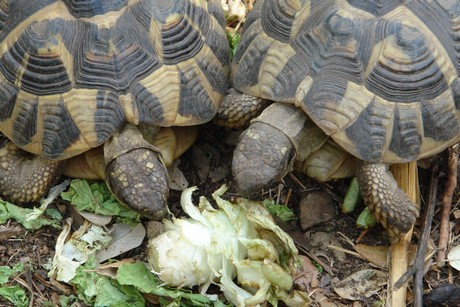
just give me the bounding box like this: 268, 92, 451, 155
26, 179, 70, 221
96, 223, 146, 263
0, 200, 59, 230
447, 245, 460, 271
50, 219, 111, 282
333, 269, 386, 300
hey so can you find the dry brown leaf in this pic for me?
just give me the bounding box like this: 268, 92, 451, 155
333, 269, 386, 301
0, 225, 22, 240
354, 244, 420, 269
78, 211, 112, 226
92, 258, 136, 278
304, 232, 346, 264
354, 244, 388, 268
96, 223, 146, 263
293, 255, 320, 291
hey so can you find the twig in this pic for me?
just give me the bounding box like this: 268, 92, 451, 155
437, 145, 459, 267
288, 172, 308, 191
394, 164, 439, 307
296, 246, 336, 276
284, 188, 292, 206
356, 228, 369, 244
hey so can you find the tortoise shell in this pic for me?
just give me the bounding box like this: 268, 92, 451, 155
0, 0, 230, 159
233, 0, 460, 163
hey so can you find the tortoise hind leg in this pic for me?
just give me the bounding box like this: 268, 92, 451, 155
0, 142, 65, 203
215, 88, 270, 129
357, 162, 419, 242
104, 124, 169, 220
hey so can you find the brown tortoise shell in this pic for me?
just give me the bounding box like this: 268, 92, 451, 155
0, 0, 230, 159
233, 0, 460, 163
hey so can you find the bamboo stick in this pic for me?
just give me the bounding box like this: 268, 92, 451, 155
388, 162, 420, 307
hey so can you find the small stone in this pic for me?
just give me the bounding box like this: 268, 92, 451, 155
299, 191, 336, 230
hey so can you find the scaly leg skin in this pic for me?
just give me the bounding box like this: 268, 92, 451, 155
214, 88, 270, 129
0, 142, 65, 203
104, 124, 169, 220
357, 162, 419, 242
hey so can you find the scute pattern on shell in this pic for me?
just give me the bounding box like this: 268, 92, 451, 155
0, 0, 229, 159
233, 0, 460, 163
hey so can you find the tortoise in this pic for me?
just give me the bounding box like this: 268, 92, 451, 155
0, 0, 230, 219
216, 0, 460, 241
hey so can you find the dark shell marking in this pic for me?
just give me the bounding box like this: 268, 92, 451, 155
0, 0, 229, 159
233, 0, 460, 163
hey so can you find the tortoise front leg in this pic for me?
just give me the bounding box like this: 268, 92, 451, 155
0, 142, 65, 203
357, 162, 419, 242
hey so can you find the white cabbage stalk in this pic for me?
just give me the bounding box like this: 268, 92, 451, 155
148, 185, 309, 306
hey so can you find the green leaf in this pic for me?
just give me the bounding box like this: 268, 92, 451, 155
356, 207, 377, 229
70, 256, 144, 306
341, 177, 362, 214
58, 294, 81, 307
117, 262, 214, 306
226, 30, 240, 57
61, 179, 140, 224
0, 200, 59, 230
262, 199, 296, 223
0, 285, 29, 307
0, 263, 24, 285
45, 208, 63, 221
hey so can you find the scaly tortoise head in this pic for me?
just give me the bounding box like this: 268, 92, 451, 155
0, 0, 230, 160
232, 0, 460, 163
